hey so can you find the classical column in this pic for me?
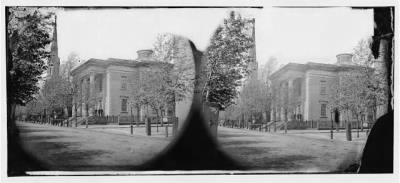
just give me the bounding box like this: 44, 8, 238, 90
77, 79, 82, 116
270, 89, 275, 122
81, 78, 88, 117
72, 92, 76, 117
304, 74, 310, 120
88, 72, 95, 117
101, 73, 106, 116
280, 82, 286, 121
287, 79, 294, 121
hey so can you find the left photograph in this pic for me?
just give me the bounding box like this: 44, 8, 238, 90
6, 7, 197, 173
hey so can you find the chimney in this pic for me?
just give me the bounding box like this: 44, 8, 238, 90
136, 49, 154, 61
336, 53, 353, 65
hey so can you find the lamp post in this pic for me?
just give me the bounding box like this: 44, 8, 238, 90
130, 103, 133, 135
71, 85, 78, 128
330, 110, 333, 140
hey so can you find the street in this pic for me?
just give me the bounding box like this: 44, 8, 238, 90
16, 122, 366, 172
17, 122, 170, 171
218, 127, 366, 172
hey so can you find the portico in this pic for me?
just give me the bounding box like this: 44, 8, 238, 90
72, 64, 107, 117
270, 64, 306, 122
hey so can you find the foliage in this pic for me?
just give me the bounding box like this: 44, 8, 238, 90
39, 52, 79, 117
203, 11, 255, 110
129, 63, 174, 120
225, 57, 276, 122
152, 33, 195, 102
328, 39, 388, 121
7, 7, 53, 105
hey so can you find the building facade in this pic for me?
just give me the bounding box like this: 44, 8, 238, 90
269, 54, 378, 124
70, 50, 190, 122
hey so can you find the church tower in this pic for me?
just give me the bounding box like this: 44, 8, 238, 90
47, 15, 60, 79
248, 18, 258, 80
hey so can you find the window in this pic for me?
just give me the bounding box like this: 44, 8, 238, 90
121, 98, 128, 112
121, 82, 127, 90
121, 75, 128, 90
297, 82, 301, 96
320, 80, 327, 95
98, 99, 103, 109
320, 103, 327, 117
98, 78, 102, 92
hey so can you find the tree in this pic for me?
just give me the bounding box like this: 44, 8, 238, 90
129, 70, 148, 124
7, 7, 53, 133
143, 65, 172, 125
40, 52, 79, 121
353, 39, 388, 121
201, 11, 254, 135
328, 38, 388, 131
152, 33, 195, 117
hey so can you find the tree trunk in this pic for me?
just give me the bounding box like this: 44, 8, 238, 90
204, 103, 219, 138
64, 106, 69, 119
361, 113, 364, 132
155, 109, 159, 133
8, 103, 18, 137
130, 105, 133, 134
160, 106, 164, 127
357, 117, 360, 138
136, 104, 141, 126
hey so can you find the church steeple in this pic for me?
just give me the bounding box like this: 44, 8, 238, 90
248, 18, 258, 80
48, 14, 60, 78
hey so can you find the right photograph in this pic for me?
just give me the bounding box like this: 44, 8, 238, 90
199, 7, 393, 173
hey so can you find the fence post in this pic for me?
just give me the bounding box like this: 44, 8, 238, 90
172, 117, 179, 136
336, 121, 339, 132
330, 119, 334, 140
165, 125, 169, 137
284, 121, 287, 134
274, 122, 276, 132
346, 120, 352, 141
156, 117, 159, 133
146, 117, 151, 136
86, 118, 88, 128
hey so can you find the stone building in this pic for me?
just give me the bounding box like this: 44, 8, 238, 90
269, 53, 379, 124
70, 50, 190, 122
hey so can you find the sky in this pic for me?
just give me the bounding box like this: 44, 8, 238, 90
56, 7, 374, 67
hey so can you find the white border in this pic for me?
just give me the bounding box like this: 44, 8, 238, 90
1, 0, 399, 183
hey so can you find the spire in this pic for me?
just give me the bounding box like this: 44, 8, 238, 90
51, 15, 58, 54
251, 18, 256, 60
48, 14, 60, 79
249, 18, 258, 79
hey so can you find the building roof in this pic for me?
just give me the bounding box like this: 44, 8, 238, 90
71, 57, 172, 76
269, 62, 361, 80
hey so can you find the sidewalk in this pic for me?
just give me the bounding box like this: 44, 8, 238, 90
76, 124, 175, 139
277, 129, 368, 142
220, 126, 368, 143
